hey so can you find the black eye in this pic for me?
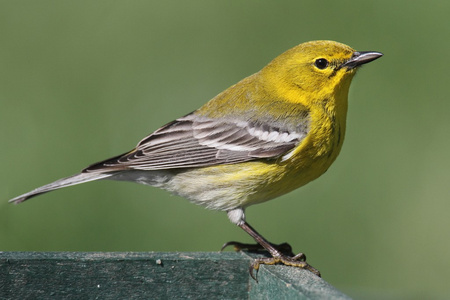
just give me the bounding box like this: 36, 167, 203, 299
314, 58, 329, 70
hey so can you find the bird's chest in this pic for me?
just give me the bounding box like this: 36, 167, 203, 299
282, 111, 346, 183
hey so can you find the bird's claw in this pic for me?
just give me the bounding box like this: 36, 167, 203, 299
249, 254, 321, 281
221, 241, 295, 256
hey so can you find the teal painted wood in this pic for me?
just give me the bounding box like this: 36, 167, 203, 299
0, 252, 350, 299
247, 256, 352, 300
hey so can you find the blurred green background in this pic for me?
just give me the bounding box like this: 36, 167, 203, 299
1, 1, 449, 298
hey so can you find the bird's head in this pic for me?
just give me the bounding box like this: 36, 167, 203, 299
261, 40, 382, 102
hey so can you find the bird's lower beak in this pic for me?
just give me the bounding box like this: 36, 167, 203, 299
341, 51, 383, 69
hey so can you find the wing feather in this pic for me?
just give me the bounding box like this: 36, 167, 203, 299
84, 111, 309, 172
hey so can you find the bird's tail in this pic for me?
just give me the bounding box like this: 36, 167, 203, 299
8, 172, 112, 204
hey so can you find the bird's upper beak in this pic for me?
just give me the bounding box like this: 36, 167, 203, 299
341, 51, 383, 69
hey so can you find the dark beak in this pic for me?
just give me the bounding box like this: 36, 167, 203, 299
341, 51, 383, 69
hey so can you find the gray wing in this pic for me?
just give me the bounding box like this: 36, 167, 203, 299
84, 112, 309, 172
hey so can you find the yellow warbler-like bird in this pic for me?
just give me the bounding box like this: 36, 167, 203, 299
9, 41, 382, 278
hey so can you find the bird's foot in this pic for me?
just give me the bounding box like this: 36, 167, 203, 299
221, 241, 296, 257
250, 253, 321, 281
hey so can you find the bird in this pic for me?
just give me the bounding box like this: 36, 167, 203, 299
9, 40, 382, 279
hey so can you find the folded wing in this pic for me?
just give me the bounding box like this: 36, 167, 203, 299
84, 112, 309, 172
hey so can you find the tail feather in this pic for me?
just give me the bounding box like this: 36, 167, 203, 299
8, 172, 112, 204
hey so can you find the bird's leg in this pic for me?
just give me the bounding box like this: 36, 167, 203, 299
234, 221, 321, 280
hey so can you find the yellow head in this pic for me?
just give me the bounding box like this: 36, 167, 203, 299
261, 40, 382, 103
